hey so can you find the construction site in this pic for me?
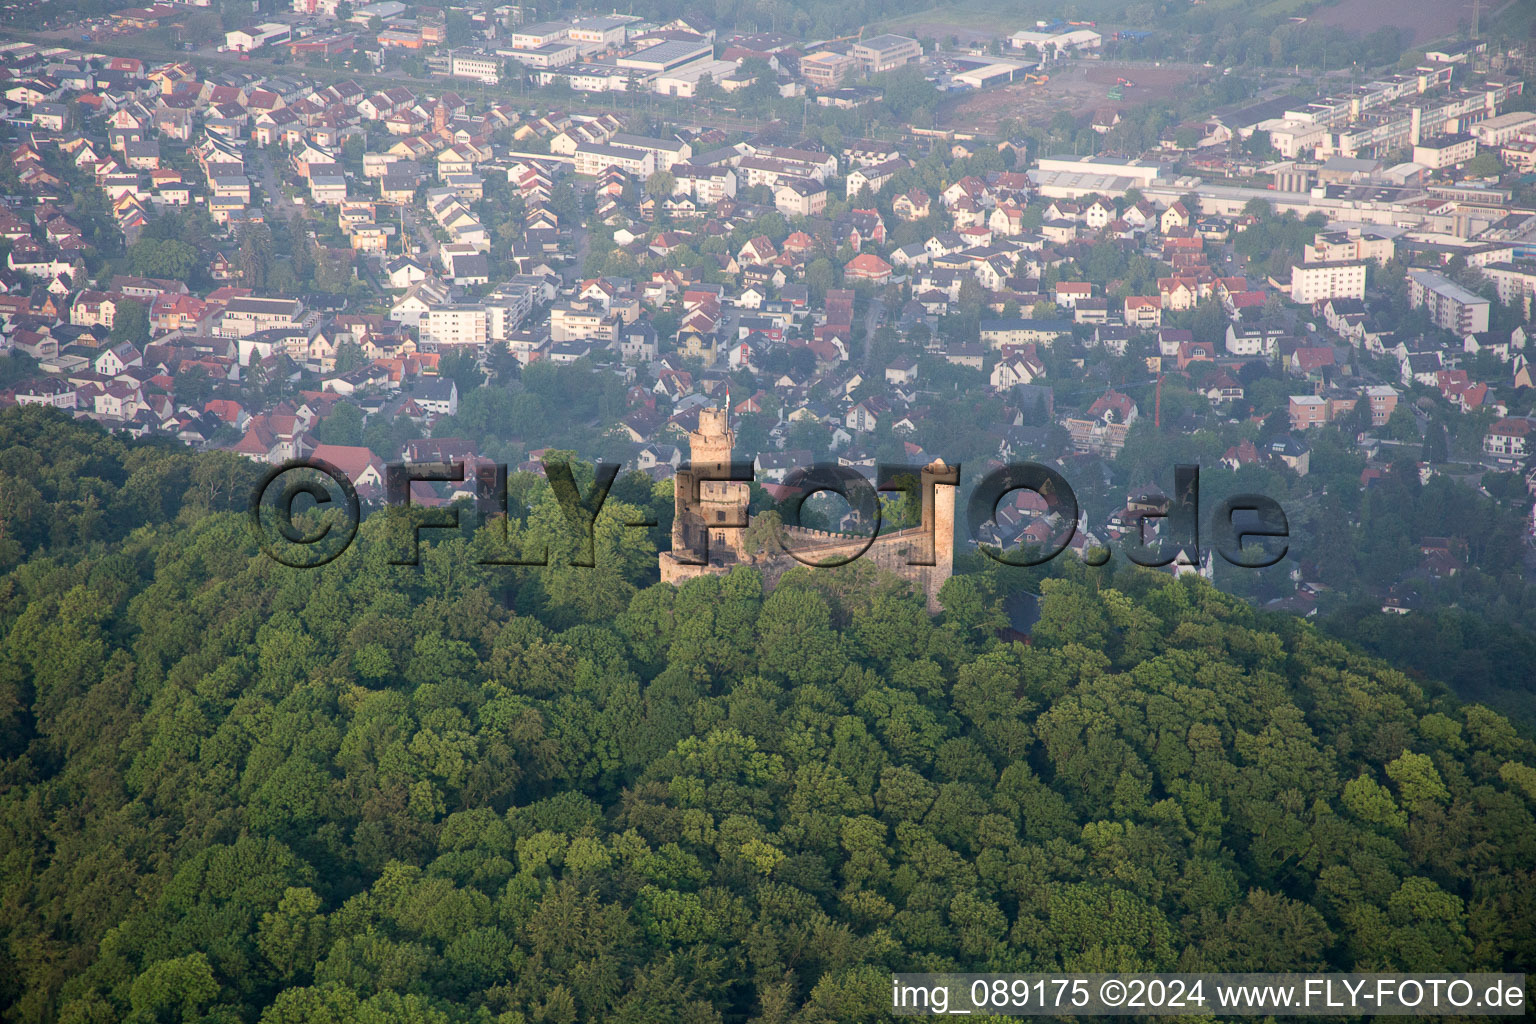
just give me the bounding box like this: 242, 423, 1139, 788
939, 60, 1205, 131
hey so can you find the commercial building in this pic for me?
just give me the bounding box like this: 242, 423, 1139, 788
1034, 154, 1163, 190
567, 16, 629, 49
800, 51, 859, 88
851, 34, 921, 74
653, 60, 738, 97
951, 60, 1029, 89
502, 40, 580, 68
1290, 260, 1367, 304
449, 50, 501, 85
509, 21, 569, 48
534, 63, 633, 92
1008, 27, 1102, 57
1407, 268, 1491, 334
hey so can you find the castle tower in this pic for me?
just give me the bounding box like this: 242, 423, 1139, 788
667, 405, 750, 566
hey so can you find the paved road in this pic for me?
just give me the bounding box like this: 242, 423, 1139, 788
253, 149, 295, 218
861, 296, 885, 371
404, 207, 438, 263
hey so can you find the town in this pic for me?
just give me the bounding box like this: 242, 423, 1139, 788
1, 1, 1535, 627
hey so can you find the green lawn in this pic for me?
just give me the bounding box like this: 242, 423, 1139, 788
878, 0, 1134, 34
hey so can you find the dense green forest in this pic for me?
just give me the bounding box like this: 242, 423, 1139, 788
1, 406, 1535, 1023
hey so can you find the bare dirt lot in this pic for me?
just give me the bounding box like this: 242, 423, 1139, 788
939, 62, 1203, 131
1310, 0, 1470, 43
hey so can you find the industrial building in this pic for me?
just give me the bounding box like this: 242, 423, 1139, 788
617, 39, 714, 74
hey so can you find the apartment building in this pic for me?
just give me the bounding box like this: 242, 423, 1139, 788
219, 296, 303, 337
550, 300, 618, 343
573, 142, 655, 177
483, 282, 539, 340
1289, 395, 1327, 430
979, 318, 1073, 347
774, 178, 826, 217
1307, 228, 1395, 265
1225, 322, 1285, 357
1412, 133, 1477, 170
1481, 261, 1536, 319
671, 163, 737, 204
1470, 110, 1536, 147
1363, 385, 1399, 426
1290, 260, 1367, 304
1407, 268, 1491, 334
419, 304, 488, 349
606, 132, 692, 171
1484, 417, 1533, 467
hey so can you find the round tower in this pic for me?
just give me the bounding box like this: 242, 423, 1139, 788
683, 405, 750, 558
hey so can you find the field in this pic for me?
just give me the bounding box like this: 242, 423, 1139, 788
878, 1, 1129, 44
938, 61, 1203, 131
1310, 0, 1476, 43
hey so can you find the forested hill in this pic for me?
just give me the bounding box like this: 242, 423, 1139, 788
1, 408, 1535, 1024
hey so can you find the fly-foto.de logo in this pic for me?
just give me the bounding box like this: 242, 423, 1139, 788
249, 454, 1289, 573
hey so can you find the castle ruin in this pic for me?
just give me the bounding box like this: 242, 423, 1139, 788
659, 406, 958, 612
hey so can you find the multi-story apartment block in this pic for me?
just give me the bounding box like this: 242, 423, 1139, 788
1289, 395, 1327, 430
550, 300, 618, 343
1290, 260, 1367, 304
1412, 133, 1477, 170
219, 296, 303, 337
1307, 228, 1395, 265
671, 163, 736, 204
1407, 268, 1491, 334
419, 304, 488, 349
606, 133, 691, 171
573, 142, 656, 178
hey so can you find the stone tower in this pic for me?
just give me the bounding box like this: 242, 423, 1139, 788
662, 405, 751, 580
